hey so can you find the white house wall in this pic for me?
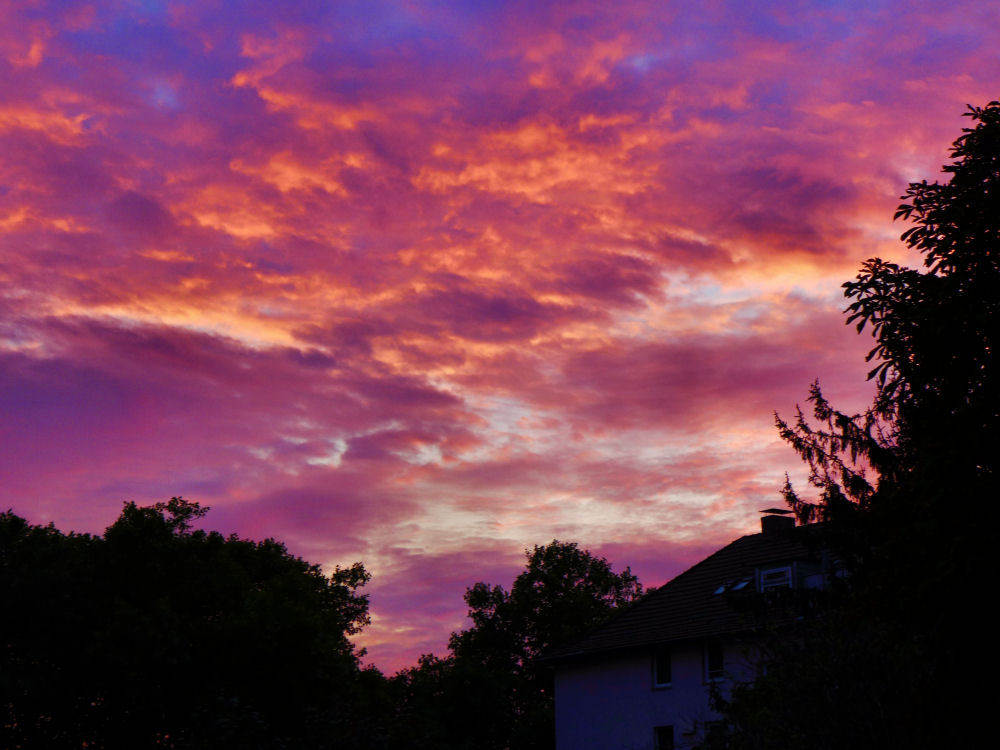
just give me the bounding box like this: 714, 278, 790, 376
553, 641, 753, 750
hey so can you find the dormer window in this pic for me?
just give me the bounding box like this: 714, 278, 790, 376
759, 565, 792, 591
713, 577, 752, 595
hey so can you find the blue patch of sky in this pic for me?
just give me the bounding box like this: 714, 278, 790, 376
566, 76, 654, 118
620, 34, 706, 74
453, 86, 549, 129
561, 11, 605, 36
667, 1, 872, 51
251, 247, 295, 275
62, 11, 166, 62
625, 52, 662, 73
322, 0, 451, 50
179, 0, 331, 28
912, 26, 991, 70
80, 115, 102, 132
749, 80, 791, 111
132, 0, 168, 15
662, 9, 740, 58
738, 11, 805, 43
306, 36, 484, 102
150, 80, 179, 110
613, 50, 693, 101
700, 104, 744, 125
303, 4, 495, 103
55, 6, 241, 85
810, 0, 891, 10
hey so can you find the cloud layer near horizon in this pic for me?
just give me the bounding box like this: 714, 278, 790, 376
3, 0, 998, 671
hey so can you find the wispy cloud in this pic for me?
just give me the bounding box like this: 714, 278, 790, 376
2, 0, 997, 672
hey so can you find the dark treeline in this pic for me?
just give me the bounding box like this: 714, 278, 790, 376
5, 100, 996, 749
699, 100, 1000, 749
1, 499, 641, 749
1, 498, 384, 749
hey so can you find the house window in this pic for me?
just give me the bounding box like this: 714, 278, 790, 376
759, 565, 792, 591
704, 641, 724, 682
654, 725, 674, 750
653, 647, 672, 687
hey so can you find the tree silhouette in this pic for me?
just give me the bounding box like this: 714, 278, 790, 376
1, 498, 381, 749
704, 100, 1000, 750
391, 540, 642, 750
778, 100, 999, 526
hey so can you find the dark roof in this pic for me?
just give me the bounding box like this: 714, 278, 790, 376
542, 525, 820, 662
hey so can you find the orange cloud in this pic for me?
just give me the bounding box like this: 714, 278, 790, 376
2, 0, 997, 675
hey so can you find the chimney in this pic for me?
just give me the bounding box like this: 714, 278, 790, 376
760, 508, 795, 536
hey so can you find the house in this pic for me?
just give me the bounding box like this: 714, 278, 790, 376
541, 511, 829, 750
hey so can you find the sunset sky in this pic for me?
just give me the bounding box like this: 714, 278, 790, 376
2, 0, 998, 672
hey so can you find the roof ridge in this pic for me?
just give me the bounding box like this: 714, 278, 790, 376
541, 527, 819, 662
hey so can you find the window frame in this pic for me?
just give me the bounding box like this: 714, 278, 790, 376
652, 646, 672, 689
653, 724, 674, 750
704, 641, 725, 683
758, 564, 793, 592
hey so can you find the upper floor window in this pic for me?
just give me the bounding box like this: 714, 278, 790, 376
653, 646, 672, 687
759, 565, 792, 591
704, 641, 724, 682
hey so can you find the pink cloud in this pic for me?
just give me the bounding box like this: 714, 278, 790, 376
2, 0, 997, 673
